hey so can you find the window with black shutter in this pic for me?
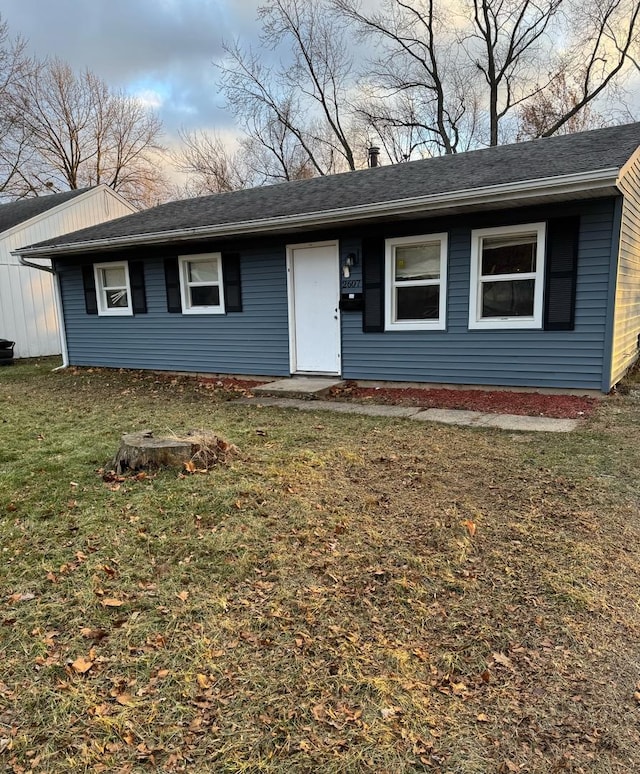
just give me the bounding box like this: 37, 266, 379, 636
164, 257, 182, 313
543, 217, 579, 331
129, 261, 147, 314
82, 265, 98, 315
222, 253, 242, 312
362, 237, 385, 332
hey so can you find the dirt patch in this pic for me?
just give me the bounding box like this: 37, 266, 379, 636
328, 381, 598, 418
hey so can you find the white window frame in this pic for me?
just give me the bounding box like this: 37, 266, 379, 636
469, 222, 546, 330
385, 233, 448, 331
178, 253, 225, 315
94, 261, 132, 316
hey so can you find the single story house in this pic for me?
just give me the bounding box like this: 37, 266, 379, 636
14, 122, 640, 393
1, 186, 137, 358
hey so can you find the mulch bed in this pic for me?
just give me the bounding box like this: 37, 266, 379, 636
328, 381, 598, 419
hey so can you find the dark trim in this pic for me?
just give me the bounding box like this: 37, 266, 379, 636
362, 237, 385, 332
222, 252, 242, 312
81, 265, 98, 315
129, 261, 147, 314
164, 257, 182, 313
543, 216, 580, 331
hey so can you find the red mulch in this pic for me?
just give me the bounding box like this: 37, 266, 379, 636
328, 381, 598, 419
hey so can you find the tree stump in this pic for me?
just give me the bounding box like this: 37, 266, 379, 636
112, 429, 237, 474
113, 430, 193, 473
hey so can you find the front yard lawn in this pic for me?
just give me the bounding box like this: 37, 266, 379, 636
1, 362, 640, 773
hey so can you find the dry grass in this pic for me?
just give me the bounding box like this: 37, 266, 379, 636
1, 361, 640, 772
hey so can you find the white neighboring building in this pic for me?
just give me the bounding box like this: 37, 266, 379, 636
0, 186, 137, 358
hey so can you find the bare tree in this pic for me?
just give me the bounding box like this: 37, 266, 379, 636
174, 129, 254, 195
533, 0, 640, 137
334, 0, 640, 151
334, 0, 478, 157
516, 72, 610, 139
218, 0, 364, 178
174, 118, 315, 196
9, 59, 167, 207
0, 17, 35, 196
464, 0, 563, 146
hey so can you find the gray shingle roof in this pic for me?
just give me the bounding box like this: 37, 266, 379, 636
18, 123, 640, 254
0, 188, 90, 234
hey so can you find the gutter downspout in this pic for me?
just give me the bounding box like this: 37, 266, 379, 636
17, 255, 69, 371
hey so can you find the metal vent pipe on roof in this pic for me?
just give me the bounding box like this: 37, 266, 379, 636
368, 146, 380, 167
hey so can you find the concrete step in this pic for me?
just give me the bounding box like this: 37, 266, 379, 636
252, 376, 344, 400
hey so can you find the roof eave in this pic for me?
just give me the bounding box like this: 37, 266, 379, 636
14, 168, 621, 258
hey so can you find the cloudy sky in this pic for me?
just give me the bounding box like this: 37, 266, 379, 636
2, 0, 265, 140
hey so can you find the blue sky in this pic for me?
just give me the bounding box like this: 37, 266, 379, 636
2, 0, 264, 137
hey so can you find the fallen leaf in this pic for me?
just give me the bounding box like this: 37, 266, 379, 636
312, 704, 326, 722
71, 656, 94, 674
81, 627, 108, 642
463, 519, 477, 537
90, 703, 111, 717
176, 590, 189, 602
115, 693, 135, 707
476, 713, 490, 722
7, 592, 36, 604
196, 673, 211, 690
451, 681, 468, 696
102, 598, 124, 607
492, 652, 514, 670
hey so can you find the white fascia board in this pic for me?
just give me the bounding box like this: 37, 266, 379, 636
14, 168, 620, 259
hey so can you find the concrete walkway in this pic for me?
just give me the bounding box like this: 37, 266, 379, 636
238, 396, 579, 432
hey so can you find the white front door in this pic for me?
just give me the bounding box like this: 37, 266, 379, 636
287, 241, 341, 375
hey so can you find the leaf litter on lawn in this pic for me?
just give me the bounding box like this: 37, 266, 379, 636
1, 361, 640, 772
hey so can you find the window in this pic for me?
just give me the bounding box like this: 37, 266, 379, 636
94, 261, 132, 316
469, 223, 546, 330
385, 233, 448, 330
178, 253, 225, 314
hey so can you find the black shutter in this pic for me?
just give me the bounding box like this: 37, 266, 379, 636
82, 265, 98, 315
222, 252, 242, 312
129, 261, 147, 314
164, 257, 182, 313
544, 217, 579, 331
362, 237, 385, 332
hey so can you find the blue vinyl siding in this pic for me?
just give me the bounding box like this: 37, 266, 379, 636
59, 247, 290, 375
58, 199, 617, 390
341, 200, 616, 390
